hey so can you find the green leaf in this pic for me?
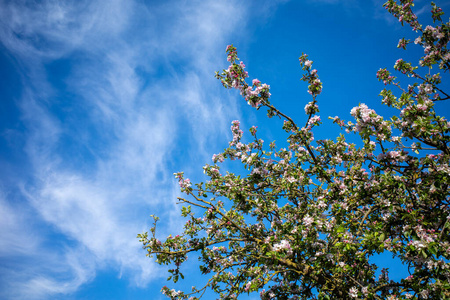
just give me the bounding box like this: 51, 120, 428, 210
429, 243, 438, 256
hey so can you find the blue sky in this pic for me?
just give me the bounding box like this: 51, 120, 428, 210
1, 0, 449, 299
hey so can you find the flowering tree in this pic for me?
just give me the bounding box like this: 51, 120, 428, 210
138, 1, 450, 299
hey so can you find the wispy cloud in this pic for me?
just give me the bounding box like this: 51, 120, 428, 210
0, 192, 40, 257
0, 0, 257, 298
14, 246, 97, 299
0, 190, 96, 299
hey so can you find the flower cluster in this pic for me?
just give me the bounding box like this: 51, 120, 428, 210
230, 120, 243, 146
174, 172, 192, 194
299, 54, 322, 97
216, 45, 271, 109
304, 101, 319, 115
384, 0, 420, 30
385, 0, 450, 73
272, 239, 292, 255
377, 68, 396, 85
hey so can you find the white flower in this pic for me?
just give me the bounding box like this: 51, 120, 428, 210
308, 115, 321, 125
419, 289, 429, 299
273, 240, 290, 251
286, 176, 296, 183
349, 287, 358, 298
377, 153, 386, 160
362, 286, 369, 296
303, 215, 314, 227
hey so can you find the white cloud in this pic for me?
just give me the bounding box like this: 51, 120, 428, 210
17, 247, 97, 299
0, 192, 40, 256
0, 190, 96, 300
0, 0, 131, 60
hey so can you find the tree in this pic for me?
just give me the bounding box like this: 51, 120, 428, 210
138, 1, 450, 299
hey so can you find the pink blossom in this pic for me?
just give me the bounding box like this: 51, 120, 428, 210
273, 240, 291, 252
349, 287, 358, 298
308, 115, 321, 126
304, 101, 318, 114
303, 215, 314, 227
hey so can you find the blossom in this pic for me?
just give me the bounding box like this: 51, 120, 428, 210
170, 289, 180, 297
285, 176, 296, 183
419, 289, 429, 299
179, 178, 191, 189
304, 101, 318, 114
212, 153, 224, 163
273, 240, 291, 252
303, 215, 314, 227
424, 84, 433, 94
349, 287, 358, 298
361, 286, 369, 296
308, 115, 321, 126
